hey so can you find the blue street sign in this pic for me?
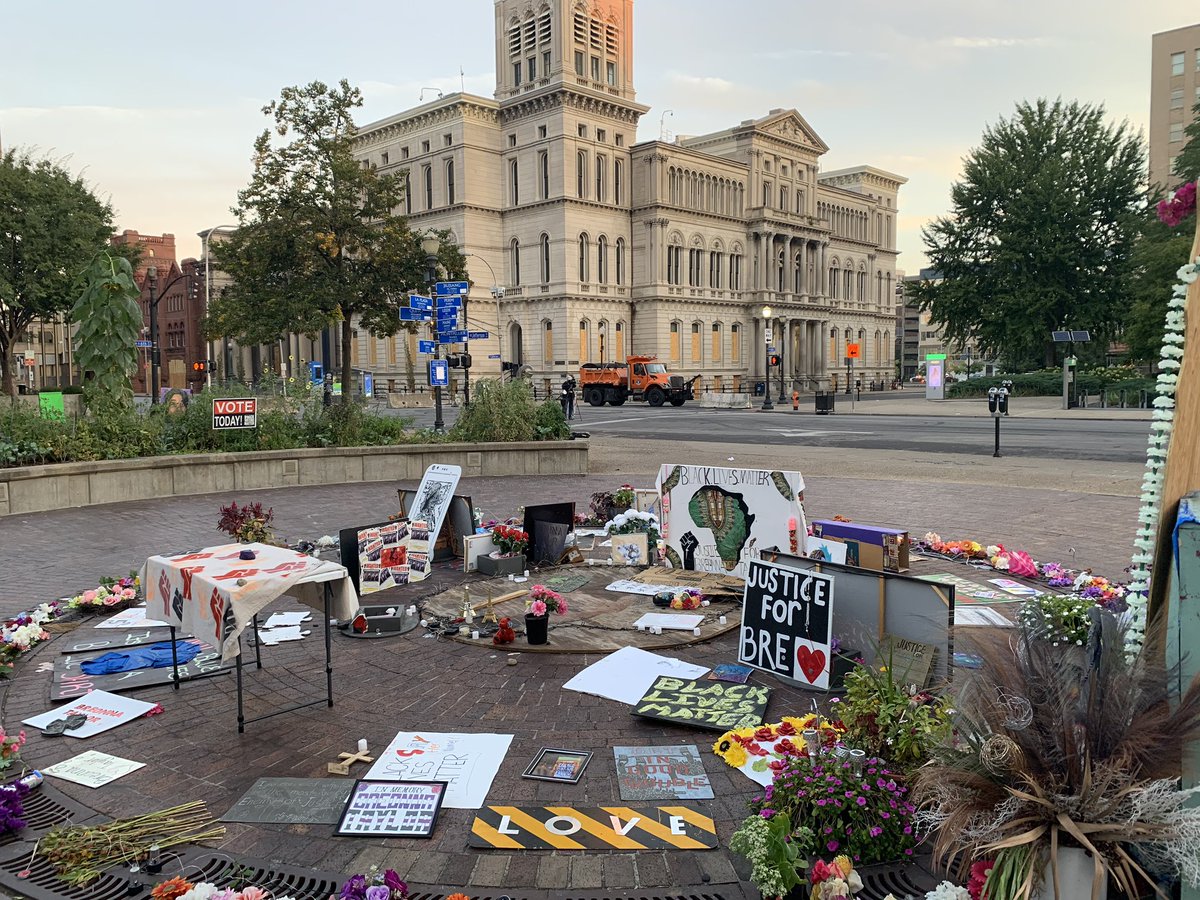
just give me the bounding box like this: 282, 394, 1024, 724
437, 330, 467, 343
436, 295, 462, 310
134, 340, 153, 348
363, 373, 373, 398
436, 307, 459, 320
417, 340, 436, 354
488, 354, 501, 359
435, 281, 469, 297
467, 331, 490, 340
400, 308, 431, 322
429, 358, 449, 387
409, 295, 432, 310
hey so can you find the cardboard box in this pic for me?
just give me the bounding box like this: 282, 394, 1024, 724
811, 520, 909, 573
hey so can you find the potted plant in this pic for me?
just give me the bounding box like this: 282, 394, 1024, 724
914, 612, 1200, 900
217, 501, 275, 545
66, 575, 139, 615
479, 524, 528, 577
524, 584, 567, 645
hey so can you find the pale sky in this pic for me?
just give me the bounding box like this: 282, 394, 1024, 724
3, 0, 1196, 270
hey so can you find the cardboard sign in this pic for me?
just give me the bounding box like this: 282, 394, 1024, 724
563, 646, 710, 706
51, 643, 228, 701
336, 780, 446, 837
739, 559, 835, 690
94, 607, 170, 629
222, 777, 354, 824
614, 745, 714, 801
881, 635, 937, 688
469, 805, 718, 850
364, 731, 512, 809
23, 690, 158, 738
406, 464, 462, 581
633, 676, 770, 732
212, 397, 257, 430
43, 750, 145, 788
657, 465, 806, 579
60, 630, 193, 654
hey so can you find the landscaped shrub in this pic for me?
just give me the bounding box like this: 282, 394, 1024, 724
946, 367, 1157, 399
449, 377, 543, 443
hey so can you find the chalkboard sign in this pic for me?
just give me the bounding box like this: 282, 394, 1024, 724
739, 559, 834, 690
221, 777, 355, 824
336, 780, 446, 837
632, 676, 770, 732
60, 630, 196, 654
52, 645, 229, 701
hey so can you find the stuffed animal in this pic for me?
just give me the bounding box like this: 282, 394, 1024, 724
493, 617, 516, 645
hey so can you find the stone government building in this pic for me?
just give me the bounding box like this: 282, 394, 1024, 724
352, 0, 904, 396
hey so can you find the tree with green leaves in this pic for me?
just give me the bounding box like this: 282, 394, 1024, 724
209, 79, 466, 400
0, 149, 115, 397
910, 99, 1146, 370
71, 251, 143, 410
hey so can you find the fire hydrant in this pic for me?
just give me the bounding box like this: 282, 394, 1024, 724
791, 390, 800, 411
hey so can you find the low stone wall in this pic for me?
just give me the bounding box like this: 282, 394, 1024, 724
0, 441, 587, 516
700, 392, 751, 409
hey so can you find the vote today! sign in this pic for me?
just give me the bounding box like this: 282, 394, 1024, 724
739, 559, 835, 690
212, 397, 258, 430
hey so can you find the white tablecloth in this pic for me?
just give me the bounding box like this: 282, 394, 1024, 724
140, 543, 358, 660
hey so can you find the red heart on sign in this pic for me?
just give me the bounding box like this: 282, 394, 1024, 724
796, 645, 827, 683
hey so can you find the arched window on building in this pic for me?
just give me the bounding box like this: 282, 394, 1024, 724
595, 154, 607, 202
670, 321, 681, 364
691, 322, 702, 362
777, 248, 786, 292
828, 266, 838, 299
403, 173, 412, 215
667, 237, 683, 285
579, 319, 589, 363
710, 250, 722, 288
711, 322, 722, 361
874, 330, 882, 365
538, 151, 549, 199
509, 158, 519, 205
729, 249, 742, 291
510, 238, 521, 285
597, 235, 608, 284
540, 233, 551, 283
614, 160, 623, 205
423, 165, 433, 209
542, 319, 554, 365
615, 320, 625, 358
731, 323, 741, 363
615, 238, 625, 285
576, 151, 587, 198
883, 330, 891, 362
578, 233, 589, 283
445, 160, 456, 205
793, 251, 803, 294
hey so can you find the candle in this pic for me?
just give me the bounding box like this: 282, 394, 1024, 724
850, 748, 866, 776
803, 729, 820, 757
587, 559, 595, 566
407, 605, 417, 615
357, 739, 368, 753
386, 607, 397, 617
719, 615, 727, 625
523, 570, 530, 578
692, 627, 701, 636
637, 624, 645, 631
419, 619, 428, 628
701, 599, 710, 607
471, 630, 480, 640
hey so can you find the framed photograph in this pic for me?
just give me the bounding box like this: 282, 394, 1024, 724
335, 779, 447, 838
611, 532, 649, 566
522, 748, 592, 784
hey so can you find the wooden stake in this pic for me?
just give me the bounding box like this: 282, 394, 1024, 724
470, 589, 527, 615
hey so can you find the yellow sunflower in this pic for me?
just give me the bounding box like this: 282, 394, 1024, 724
723, 744, 748, 768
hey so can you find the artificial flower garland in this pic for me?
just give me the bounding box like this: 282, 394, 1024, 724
1127, 189, 1198, 653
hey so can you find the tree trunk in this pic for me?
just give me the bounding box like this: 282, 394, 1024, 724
340, 316, 353, 405
1044, 340, 1056, 369
404, 327, 416, 392
0, 346, 15, 398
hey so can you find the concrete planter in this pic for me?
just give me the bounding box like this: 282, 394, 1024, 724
0, 440, 587, 516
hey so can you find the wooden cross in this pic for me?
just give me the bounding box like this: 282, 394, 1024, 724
327, 749, 374, 776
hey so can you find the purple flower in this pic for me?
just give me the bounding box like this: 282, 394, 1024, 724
824, 826, 834, 834
365, 886, 391, 900
382, 871, 407, 896
340, 875, 368, 900
856, 796, 867, 806
827, 840, 839, 852
881, 811, 891, 819
760, 809, 776, 819
817, 799, 827, 806
903, 825, 912, 835
870, 826, 882, 837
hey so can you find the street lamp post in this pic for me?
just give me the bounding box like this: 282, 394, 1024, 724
761, 305, 774, 411
147, 267, 160, 403
423, 236, 445, 433
465, 252, 505, 377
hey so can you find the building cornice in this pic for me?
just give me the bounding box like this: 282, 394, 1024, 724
498, 85, 649, 127
355, 94, 501, 148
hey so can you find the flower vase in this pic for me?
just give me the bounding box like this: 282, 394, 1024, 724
525, 613, 549, 645
479, 553, 526, 577
1034, 847, 1107, 900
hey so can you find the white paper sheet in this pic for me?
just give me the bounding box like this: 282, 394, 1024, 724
95, 607, 170, 629
23, 690, 157, 738
258, 626, 310, 645
605, 580, 697, 596
562, 646, 710, 705
262, 611, 311, 628
633, 613, 704, 630
364, 731, 513, 809
44, 750, 145, 787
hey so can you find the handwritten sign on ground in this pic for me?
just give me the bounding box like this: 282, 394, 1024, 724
363, 732, 512, 809
881, 635, 937, 688
43, 751, 145, 788
614, 745, 714, 800
469, 804, 718, 850
336, 780, 446, 838
221, 777, 355, 824
52, 645, 229, 702
23, 690, 157, 738
633, 676, 770, 732
739, 559, 834, 690
60, 630, 195, 654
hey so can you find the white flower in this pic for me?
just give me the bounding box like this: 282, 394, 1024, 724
1178, 264, 1199, 283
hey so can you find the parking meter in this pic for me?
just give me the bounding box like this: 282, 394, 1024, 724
988, 386, 999, 415
1000, 381, 1012, 416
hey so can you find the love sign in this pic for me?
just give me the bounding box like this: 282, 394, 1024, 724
738, 559, 835, 690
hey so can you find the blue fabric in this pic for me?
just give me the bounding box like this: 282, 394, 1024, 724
79, 641, 201, 675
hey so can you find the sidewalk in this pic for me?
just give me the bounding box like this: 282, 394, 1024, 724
757, 394, 1152, 420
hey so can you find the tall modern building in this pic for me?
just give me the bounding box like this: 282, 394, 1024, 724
1150, 24, 1200, 194
353, 0, 905, 396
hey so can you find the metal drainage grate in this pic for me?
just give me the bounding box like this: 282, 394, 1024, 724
174, 851, 343, 900
859, 865, 941, 900
0, 784, 104, 847
0, 848, 133, 900
407, 892, 734, 900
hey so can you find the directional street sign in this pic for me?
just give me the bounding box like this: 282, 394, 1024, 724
488, 354, 501, 359
134, 340, 153, 348
429, 358, 449, 387
436, 295, 462, 310
418, 340, 436, 354
467, 331, 490, 341
436, 281, 469, 297
438, 330, 468, 344
400, 308, 431, 322
436, 308, 460, 321
409, 295, 432, 310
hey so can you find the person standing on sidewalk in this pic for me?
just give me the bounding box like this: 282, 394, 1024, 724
560, 375, 577, 420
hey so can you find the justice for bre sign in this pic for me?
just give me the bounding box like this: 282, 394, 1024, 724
738, 559, 834, 690
212, 397, 257, 430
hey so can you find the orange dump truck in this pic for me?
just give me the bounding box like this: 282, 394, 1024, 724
579, 355, 700, 407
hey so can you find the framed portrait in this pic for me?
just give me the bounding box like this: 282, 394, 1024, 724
522, 748, 592, 784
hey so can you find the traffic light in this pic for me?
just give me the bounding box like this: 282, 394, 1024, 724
458, 352, 472, 370
768, 353, 780, 368
447, 354, 461, 369
192, 360, 207, 373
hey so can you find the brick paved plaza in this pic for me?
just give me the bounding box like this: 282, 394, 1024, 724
0, 437, 1143, 896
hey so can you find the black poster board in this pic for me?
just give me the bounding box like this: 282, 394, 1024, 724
632, 676, 770, 732
335, 779, 447, 837
338, 519, 396, 594
524, 502, 576, 564
52, 644, 229, 701
222, 777, 354, 824
739, 559, 835, 690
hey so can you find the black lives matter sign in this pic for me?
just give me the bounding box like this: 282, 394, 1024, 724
212, 398, 257, 430
633, 676, 771, 732
739, 559, 834, 690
